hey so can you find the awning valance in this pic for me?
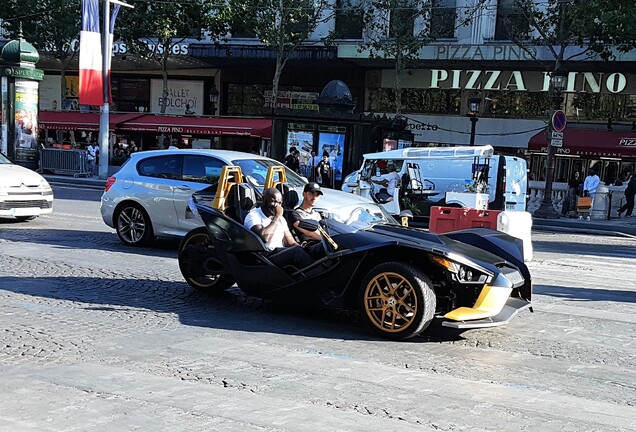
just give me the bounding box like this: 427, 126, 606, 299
528, 128, 636, 158
39, 111, 143, 131
117, 114, 272, 138
38, 112, 272, 139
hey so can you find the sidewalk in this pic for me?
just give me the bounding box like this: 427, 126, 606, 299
43, 170, 636, 238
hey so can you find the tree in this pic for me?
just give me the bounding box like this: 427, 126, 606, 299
499, 0, 636, 218
220, 0, 332, 109
116, 0, 224, 116
358, 0, 479, 113
0, 0, 80, 108
500, 0, 636, 65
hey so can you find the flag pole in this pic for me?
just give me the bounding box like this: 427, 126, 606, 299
98, 0, 132, 179
98, 0, 110, 179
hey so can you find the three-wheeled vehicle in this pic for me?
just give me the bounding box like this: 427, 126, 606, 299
178, 166, 532, 340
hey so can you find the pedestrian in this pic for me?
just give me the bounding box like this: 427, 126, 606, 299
561, 175, 580, 217
284, 147, 300, 174
310, 150, 320, 182
86, 142, 98, 176
618, 174, 635, 218
583, 169, 600, 200
316, 152, 332, 188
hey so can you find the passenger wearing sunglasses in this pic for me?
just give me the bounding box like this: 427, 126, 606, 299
244, 188, 313, 269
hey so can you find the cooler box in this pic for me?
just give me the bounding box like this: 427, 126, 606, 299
460, 208, 501, 230
497, 211, 533, 262
429, 206, 463, 234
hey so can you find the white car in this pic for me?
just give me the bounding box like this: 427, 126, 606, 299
100, 148, 373, 246
0, 153, 54, 221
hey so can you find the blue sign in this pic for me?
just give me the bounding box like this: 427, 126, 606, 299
552, 110, 567, 132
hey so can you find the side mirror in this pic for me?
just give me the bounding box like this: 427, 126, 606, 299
399, 210, 413, 227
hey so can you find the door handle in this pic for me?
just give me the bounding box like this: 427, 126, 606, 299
176, 185, 191, 191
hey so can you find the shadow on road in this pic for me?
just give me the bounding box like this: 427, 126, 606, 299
0, 275, 467, 343
534, 284, 636, 303
0, 227, 180, 258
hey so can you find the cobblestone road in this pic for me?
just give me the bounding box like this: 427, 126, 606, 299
0, 189, 635, 431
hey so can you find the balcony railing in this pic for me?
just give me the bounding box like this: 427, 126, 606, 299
527, 181, 627, 217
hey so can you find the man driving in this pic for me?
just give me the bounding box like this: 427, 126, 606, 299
244, 187, 313, 269
291, 182, 325, 259
371, 163, 401, 202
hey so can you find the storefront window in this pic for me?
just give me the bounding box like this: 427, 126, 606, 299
430, 0, 456, 39
555, 158, 570, 183
227, 84, 267, 116
334, 0, 364, 39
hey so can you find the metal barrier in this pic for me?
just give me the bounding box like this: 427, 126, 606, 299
39, 148, 93, 177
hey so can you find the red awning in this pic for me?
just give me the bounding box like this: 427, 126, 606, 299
529, 128, 636, 158
117, 114, 272, 138
39, 111, 144, 131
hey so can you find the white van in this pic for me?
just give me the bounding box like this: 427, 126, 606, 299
342, 145, 527, 216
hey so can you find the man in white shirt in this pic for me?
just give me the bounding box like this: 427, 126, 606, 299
86, 143, 98, 176
371, 163, 401, 202
244, 187, 313, 269
583, 169, 601, 199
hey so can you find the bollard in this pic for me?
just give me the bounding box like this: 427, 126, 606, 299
590, 185, 610, 220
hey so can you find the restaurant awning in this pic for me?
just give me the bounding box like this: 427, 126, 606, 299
528, 128, 636, 158
38, 111, 144, 131
117, 114, 272, 138
38, 112, 272, 139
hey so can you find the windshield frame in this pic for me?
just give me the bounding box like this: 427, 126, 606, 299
320, 202, 399, 234
232, 158, 308, 191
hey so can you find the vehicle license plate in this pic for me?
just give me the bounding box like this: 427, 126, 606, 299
11, 207, 34, 216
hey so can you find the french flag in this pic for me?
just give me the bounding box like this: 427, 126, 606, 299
79, 0, 103, 106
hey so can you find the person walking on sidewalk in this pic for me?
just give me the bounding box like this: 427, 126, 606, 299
618, 174, 635, 218
583, 169, 600, 200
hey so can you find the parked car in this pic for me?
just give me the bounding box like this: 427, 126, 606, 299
0, 153, 54, 221
100, 148, 371, 246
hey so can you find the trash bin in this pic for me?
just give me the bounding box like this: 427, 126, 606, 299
590, 185, 610, 220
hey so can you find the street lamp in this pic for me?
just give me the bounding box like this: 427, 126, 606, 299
467, 95, 481, 146
209, 83, 219, 115
534, 61, 567, 219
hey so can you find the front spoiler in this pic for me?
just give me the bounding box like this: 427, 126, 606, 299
440, 297, 531, 329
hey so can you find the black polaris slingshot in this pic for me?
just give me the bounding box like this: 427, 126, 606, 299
178, 166, 532, 340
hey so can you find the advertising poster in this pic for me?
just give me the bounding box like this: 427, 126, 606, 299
63, 75, 86, 111
150, 79, 204, 115
14, 79, 40, 163
286, 130, 314, 165
39, 75, 62, 110
318, 132, 345, 181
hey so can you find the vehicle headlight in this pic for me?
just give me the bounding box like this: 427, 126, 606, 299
429, 255, 489, 283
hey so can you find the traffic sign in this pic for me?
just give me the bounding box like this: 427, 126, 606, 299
550, 139, 563, 147
552, 110, 567, 132
551, 131, 564, 139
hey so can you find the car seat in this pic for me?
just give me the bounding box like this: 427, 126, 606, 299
225, 183, 257, 224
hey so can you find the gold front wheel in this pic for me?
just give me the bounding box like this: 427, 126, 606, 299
360, 262, 435, 340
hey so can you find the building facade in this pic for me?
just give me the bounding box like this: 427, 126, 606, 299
2, 1, 635, 182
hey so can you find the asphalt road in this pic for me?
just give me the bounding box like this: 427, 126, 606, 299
0, 184, 635, 432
